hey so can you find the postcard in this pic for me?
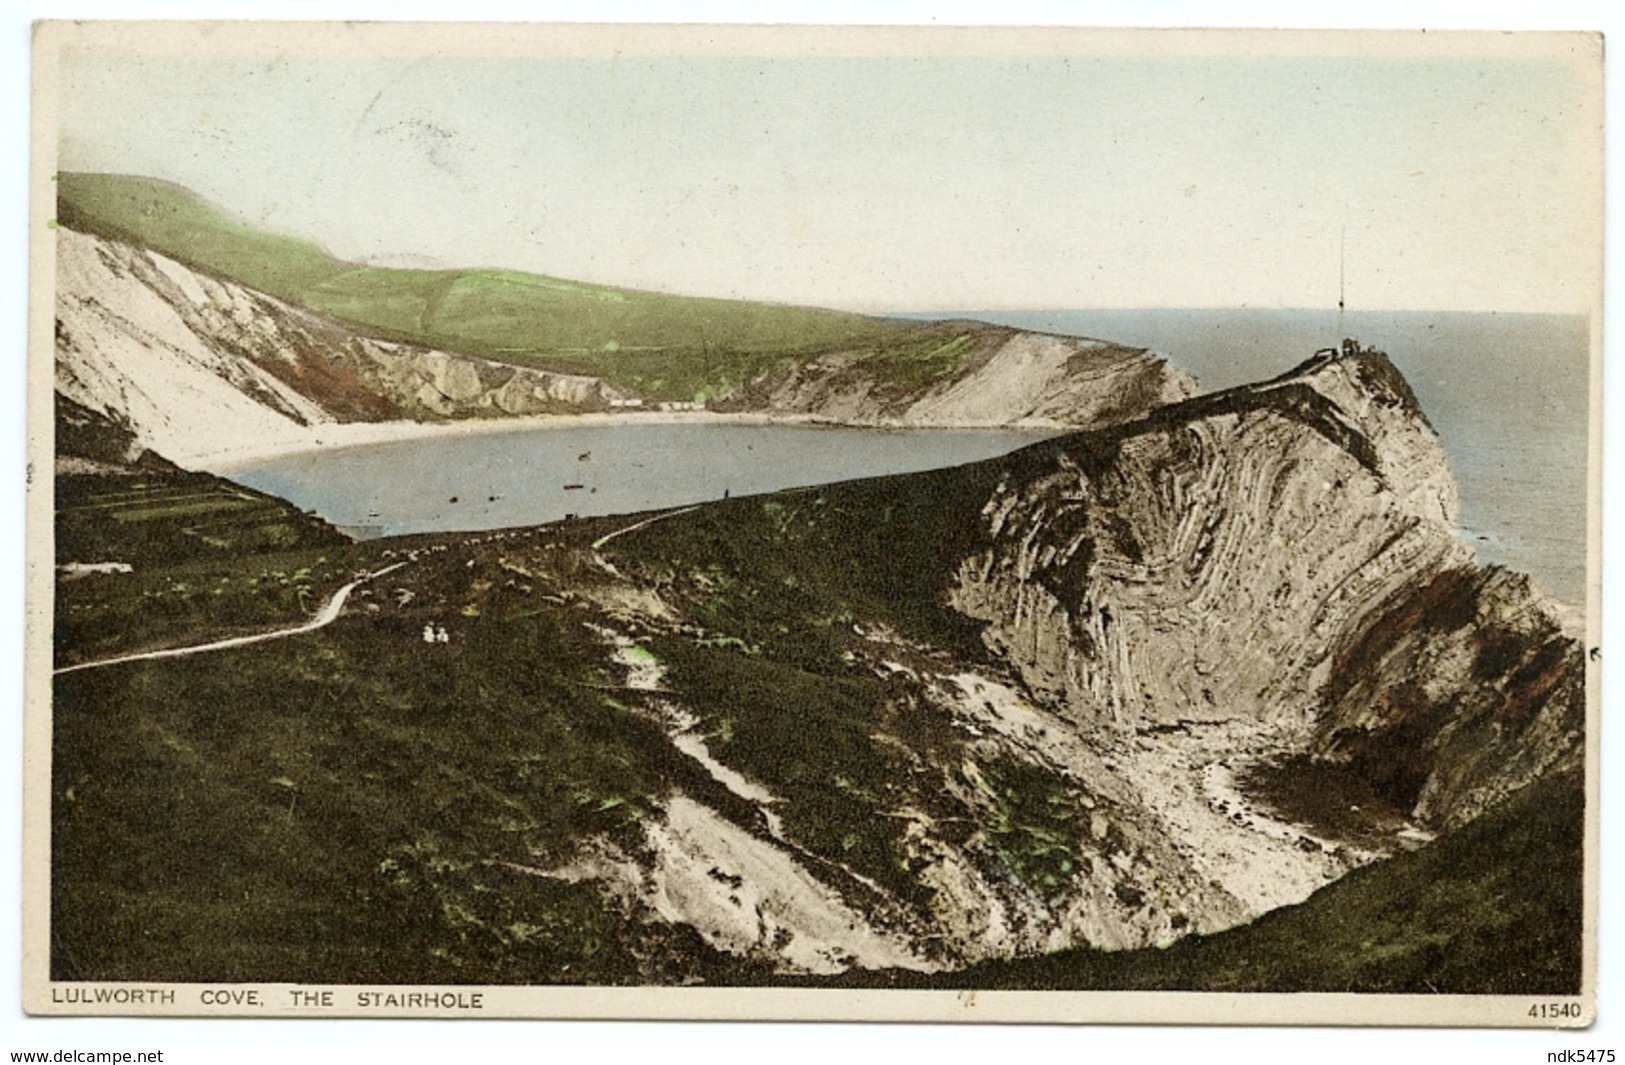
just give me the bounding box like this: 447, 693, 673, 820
24, 20, 1603, 1025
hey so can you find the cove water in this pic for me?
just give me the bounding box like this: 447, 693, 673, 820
228, 422, 1055, 542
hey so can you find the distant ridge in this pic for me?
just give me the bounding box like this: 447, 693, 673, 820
55, 172, 928, 401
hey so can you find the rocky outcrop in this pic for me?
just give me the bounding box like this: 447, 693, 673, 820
1310, 563, 1584, 829
952, 350, 1464, 728
717, 325, 1196, 429
950, 348, 1582, 832
353, 342, 617, 419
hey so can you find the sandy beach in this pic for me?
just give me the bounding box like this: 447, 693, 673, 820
196, 410, 820, 474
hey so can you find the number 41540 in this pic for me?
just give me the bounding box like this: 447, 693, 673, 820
1529, 1000, 1585, 1020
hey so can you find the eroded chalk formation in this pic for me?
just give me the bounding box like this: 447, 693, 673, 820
53, 228, 638, 463
715, 327, 1197, 429
520, 347, 1581, 975
951, 347, 1582, 834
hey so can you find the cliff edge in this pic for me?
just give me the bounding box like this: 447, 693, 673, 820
952, 346, 1580, 832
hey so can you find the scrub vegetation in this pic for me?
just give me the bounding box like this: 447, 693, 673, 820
826, 767, 1584, 994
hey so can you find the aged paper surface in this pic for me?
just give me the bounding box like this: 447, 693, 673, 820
24, 20, 1602, 1027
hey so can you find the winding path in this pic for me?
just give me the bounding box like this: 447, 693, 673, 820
59, 501, 705, 677
591, 505, 702, 551
54, 562, 407, 676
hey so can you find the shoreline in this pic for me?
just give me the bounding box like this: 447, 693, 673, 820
196, 410, 1072, 474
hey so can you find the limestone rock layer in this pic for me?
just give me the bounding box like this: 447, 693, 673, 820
952, 348, 1581, 832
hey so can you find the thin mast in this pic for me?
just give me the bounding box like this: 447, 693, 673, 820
1338, 225, 1347, 341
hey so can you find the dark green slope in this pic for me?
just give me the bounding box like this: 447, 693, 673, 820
56, 173, 340, 297
49, 442, 1584, 989
54, 397, 351, 667
56, 172, 945, 401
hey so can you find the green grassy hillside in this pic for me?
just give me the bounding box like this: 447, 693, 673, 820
56, 172, 946, 401
51, 534, 744, 985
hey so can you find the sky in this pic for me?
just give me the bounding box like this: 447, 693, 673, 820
47, 25, 1601, 314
